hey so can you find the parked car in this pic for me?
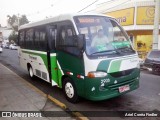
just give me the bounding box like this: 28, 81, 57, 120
0, 47, 2, 53
144, 50, 160, 74
4, 44, 9, 49
9, 44, 18, 50
5, 44, 9, 49
2, 44, 6, 48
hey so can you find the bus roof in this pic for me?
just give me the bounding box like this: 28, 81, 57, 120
19, 13, 114, 30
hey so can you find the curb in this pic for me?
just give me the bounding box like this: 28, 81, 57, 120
47, 95, 67, 109
72, 112, 89, 120
0, 63, 89, 120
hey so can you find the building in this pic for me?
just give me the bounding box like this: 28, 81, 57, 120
95, 0, 160, 59
0, 27, 13, 40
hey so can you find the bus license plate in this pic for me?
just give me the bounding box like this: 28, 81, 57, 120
119, 85, 130, 93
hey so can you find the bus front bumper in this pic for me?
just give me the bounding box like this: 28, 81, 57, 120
84, 77, 139, 101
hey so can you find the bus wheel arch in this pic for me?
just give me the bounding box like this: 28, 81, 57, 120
27, 63, 35, 79
62, 76, 79, 103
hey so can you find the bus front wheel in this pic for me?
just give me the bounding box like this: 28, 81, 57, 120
63, 78, 79, 103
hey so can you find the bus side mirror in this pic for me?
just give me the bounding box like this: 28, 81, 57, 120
77, 34, 85, 50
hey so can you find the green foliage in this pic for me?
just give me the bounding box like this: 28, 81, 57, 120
8, 31, 18, 44
7, 14, 29, 43
19, 15, 29, 26
7, 14, 29, 31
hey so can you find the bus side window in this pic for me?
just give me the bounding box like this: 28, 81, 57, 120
49, 27, 57, 50
39, 31, 46, 50
25, 29, 34, 49
19, 31, 25, 48
61, 29, 66, 46
57, 22, 80, 56
66, 27, 80, 55
66, 28, 74, 46
34, 31, 40, 50
34, 27, 47, 51
57, 26, 66, 49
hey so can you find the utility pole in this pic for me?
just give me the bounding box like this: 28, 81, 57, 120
17, 13, 20, 30
152, 0, 160, 50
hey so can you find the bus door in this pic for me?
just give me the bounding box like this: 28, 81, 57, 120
56, 22, 85, 90
47, 25, 59, 86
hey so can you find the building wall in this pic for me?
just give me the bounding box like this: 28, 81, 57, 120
0, 27, 13, 40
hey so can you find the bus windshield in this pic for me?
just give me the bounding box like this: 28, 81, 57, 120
74, 16, 134, 56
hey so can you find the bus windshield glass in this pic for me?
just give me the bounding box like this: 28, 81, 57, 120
74, 16, 134, 56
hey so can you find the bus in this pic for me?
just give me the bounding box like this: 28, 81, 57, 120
18, 13, 140, 103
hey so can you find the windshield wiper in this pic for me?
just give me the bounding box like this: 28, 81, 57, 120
90, 50, 117, 55
116, 46, 134, 53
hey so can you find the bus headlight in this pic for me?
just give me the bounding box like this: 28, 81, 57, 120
87, 71, 107, 78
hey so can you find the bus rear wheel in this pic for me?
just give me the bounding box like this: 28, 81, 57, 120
28, 65, 35, 79
63, 78, 79, 103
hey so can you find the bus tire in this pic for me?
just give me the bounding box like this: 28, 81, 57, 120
28, 65, 35, 79
63, 78, 79, 103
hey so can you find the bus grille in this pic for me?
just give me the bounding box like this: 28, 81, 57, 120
108, 79, 135, 90
42, 72, 47, 80
36, 69, 41, 77
109, 69, 135, 78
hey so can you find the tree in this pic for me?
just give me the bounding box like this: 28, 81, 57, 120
7, 14, 29, 31
8, 31, 18, 44
7, 14, 29, 43
19, 15, 29, 26
7, 15, 18, 31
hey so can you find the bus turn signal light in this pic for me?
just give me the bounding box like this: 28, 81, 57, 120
87, 71, 107, 78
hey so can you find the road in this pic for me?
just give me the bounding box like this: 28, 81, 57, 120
0, 49, 160, 120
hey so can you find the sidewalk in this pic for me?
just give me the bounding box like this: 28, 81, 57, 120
0, 63, 75, 120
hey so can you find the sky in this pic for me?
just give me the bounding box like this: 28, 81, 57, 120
0, 0, 109, 27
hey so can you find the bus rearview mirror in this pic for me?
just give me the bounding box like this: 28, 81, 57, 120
77, 34, 85, 50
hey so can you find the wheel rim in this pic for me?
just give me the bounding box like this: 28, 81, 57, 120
65, 82, 74, 98
29, 67, 33, 77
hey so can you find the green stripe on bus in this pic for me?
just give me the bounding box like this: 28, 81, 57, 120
50, 56, 63, 88
109, 60, 121, 73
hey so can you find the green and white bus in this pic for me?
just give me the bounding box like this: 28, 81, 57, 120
18, 13, 140, 103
